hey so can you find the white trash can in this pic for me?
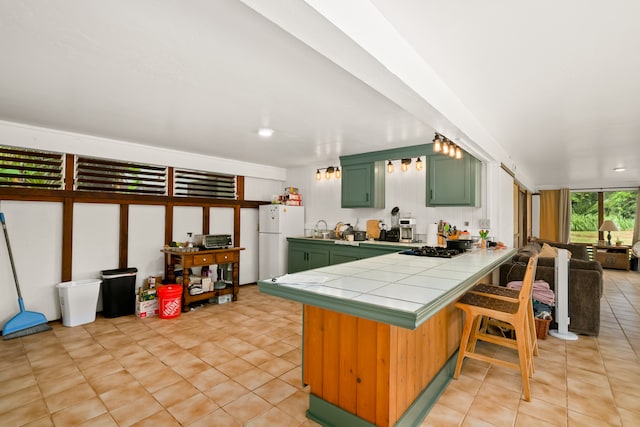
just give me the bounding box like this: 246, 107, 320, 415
56, 279, 101, 327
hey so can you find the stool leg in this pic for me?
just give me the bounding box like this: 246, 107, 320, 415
516, 324, 532, 401
454, 311, 475, 379
528, 303, 538, 356
467, 315, 483, 353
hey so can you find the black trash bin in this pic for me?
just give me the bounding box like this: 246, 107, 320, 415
100, 268, 137, 318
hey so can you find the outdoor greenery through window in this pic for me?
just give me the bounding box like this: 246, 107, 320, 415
0, 146, 64, 189
0, 145, 237, 200
571, 190, 637, 245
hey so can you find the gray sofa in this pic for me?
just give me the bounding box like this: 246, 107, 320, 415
499, 240, 603, 336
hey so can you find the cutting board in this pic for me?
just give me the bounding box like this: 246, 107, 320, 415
366, 219, 381, 239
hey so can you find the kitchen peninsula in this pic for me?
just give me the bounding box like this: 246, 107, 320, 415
258, 247, 516, 427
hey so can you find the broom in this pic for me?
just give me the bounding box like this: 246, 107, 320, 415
1, 213, 52, 340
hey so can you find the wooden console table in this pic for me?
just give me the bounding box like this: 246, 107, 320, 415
595, 244, 630, 270
162, 247, 244, 311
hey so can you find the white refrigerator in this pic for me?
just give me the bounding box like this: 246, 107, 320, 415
259, 205, 304, 279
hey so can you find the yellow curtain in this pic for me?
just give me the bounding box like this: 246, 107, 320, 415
540, 190, 559, 241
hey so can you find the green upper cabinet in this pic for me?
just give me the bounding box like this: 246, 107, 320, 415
426, 154, 480, 207
341, 161, 385, 208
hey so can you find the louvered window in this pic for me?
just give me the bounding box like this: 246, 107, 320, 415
174, 168, 236, 199
0, 146, 64, 189
75, 157, 167, 195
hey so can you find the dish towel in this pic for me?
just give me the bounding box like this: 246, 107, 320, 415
272, 274, 328, 285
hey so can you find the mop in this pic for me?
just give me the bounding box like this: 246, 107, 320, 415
1, 213, 52, 340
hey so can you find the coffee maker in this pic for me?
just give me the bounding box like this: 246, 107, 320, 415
399, 217, 416, 243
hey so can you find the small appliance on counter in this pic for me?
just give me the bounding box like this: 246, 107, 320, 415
381, 206, 401, 242
353, 230, 366, 241
445, 239, 474, 252
399, 217, 416, 243
194, 234, 232, 249
383, 227, 400, 242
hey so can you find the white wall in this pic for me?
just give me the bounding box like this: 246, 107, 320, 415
0, 196, 267, 324
240, 208, 259, 285
244, 176, 284, 201
73, 203, 120, 311
285, 160, 488, 240
0, 120, 286, 181
0, 201, 62, 324
532, 194, 540, 238
496, 168, 515, 247
129, 205, 166, 289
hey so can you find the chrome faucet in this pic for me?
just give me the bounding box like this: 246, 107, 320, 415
314, 220, 328, 237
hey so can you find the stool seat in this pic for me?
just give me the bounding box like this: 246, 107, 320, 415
470, 282, 539, 356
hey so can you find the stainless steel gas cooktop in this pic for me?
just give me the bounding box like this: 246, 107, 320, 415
400, 246, 462, 258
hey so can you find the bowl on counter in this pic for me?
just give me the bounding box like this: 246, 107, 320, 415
446, 239, 474, 251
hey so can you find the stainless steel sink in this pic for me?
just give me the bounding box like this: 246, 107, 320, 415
310, 232, 337, 240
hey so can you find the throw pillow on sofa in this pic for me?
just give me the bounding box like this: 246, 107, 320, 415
539, 242, 572, 258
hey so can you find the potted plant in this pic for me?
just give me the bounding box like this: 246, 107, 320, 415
615, 237, 623, 246
479, 229, 489, 249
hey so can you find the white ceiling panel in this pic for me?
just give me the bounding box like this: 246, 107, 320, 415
1, 0, 638, 190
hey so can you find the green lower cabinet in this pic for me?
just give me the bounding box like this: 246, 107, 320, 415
330, 251, 360, 266
308, 249, 330, 270
288, 239, 408, 273
288, 242, 330, 273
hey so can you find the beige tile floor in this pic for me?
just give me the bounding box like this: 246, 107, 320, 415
0, 269, 638, 426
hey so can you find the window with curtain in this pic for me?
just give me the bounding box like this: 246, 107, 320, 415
571, 190, 637, 245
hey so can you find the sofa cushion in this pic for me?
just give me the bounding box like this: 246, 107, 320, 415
536, 239, 588, 261
540, 243, 558, 257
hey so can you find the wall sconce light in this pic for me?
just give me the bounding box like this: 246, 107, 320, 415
315, 166, 341, 181
432, 133, 463, 159
386, 158, 423, 173
433, 134, 442, 153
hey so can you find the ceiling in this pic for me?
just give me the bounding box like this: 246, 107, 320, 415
1, 1, 639, 191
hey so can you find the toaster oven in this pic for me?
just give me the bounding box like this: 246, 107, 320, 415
194, 234, 232, 249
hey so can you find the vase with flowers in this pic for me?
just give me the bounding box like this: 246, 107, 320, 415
479, 229, 489, 249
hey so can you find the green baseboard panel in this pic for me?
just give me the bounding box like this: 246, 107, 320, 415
307, 395, 375, 427
306, 351, 458, 427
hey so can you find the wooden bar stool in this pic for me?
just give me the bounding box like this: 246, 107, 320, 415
470, 282, 539, 359
453, 256, 539, 401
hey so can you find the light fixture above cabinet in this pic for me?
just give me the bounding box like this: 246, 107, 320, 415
315, 166, 341, 180
386, 157, 424, 174
433, 133, 463, 159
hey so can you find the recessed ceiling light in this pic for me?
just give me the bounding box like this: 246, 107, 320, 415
257, 128, 274, 137
613, 167, 626, 172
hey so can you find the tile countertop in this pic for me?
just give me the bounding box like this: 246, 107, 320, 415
257, 247, 516, 330
288, 236, 419, 248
